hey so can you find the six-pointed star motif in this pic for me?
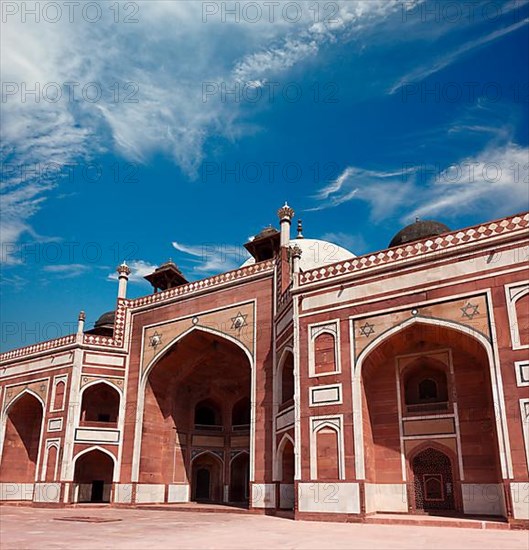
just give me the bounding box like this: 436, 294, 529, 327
149, 331, 163, 348
231, 312, 248, 330
460, 302, 479, 320
359, 322, 375, 337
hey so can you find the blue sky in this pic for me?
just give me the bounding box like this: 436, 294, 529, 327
1, 0, 528, 350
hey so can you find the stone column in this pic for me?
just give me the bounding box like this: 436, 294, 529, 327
76, 311, 85, 343
277, 203, 295, 248
117, 262, 131, 299
291, 243, 302, 276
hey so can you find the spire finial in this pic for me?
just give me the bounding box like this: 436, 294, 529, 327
297, 219, 304, 239
277, 202, 294, 221
117, 262, 131, 276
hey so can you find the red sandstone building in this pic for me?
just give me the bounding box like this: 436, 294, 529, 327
0, 205, 528, 525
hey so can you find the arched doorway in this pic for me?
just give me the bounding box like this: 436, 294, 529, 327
360, 321, 503, 516
230, 452, 249, 503
140, 328, 252, 505
73, 449, 114, 503
278, 351, 294, 408
412, 447, 455, 513
80, 383, 120, 425
191, 453, 222, 502
277, 436, 295, 510
0, 392, 43, 483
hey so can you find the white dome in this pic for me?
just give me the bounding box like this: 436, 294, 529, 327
240, 238, 355, 271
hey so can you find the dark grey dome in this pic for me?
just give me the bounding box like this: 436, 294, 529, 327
94, 310, 115, 329
389, 220, 451, 248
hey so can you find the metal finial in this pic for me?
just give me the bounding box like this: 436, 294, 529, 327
297, 219, 304, 238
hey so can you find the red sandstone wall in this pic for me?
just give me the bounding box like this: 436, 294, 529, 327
0, 363, 72, 485
0, 394, 43, 482
297, 241, 529, 488
120, 275, 274, 485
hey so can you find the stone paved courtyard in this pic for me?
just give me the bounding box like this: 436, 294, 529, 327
0, 507, 527, 550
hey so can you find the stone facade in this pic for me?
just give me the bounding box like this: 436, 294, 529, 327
0, 209, 528, 526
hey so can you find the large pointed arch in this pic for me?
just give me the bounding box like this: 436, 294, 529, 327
355, 316, 491, 369
132, 325, 255, 487
3, 387, 46, 414
229, 449, 249, 465
351, 315, 512, 481
141, 325, 254, 387
277, 432, 294, 450
0, 389, 45, 484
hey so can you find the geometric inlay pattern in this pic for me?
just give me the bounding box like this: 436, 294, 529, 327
149, 331, 163, 349
230, 312, 248, 330
353, 295, 490, 361
359, 322, 375, 338
460, 302, 479, 320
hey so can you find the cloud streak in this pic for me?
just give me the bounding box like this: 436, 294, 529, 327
172, 241, 250, 275
1, 1, 416, 264
311, 141, 529, 223
1, 0, 523, 265
106, 260, 158, 285
309, 166, 416, 217
43, 264, 91, 279
389, 17, 529, 94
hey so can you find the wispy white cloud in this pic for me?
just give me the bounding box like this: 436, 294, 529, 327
232, 36, 319, 85
172, 241, 250, 275
389, 17, 529, 94
231, 0, 407, 85
171, 242, 204, 258
0, 273, 27, 291
106, 259, 158, 285
311, 141, 529, 223
1, 0, 522, 264
1, 1, 415, 263
309, 166, 415, 217
408, 142, 529, 220
43, 264, 91, 278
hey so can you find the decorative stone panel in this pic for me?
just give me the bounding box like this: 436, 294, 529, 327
309, 384, 342, 407
353, 295, 490, 360
141, 302, 255, 374
2, 379, 49, 411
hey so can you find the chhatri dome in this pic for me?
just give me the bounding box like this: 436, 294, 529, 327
389, 218, 451, 248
